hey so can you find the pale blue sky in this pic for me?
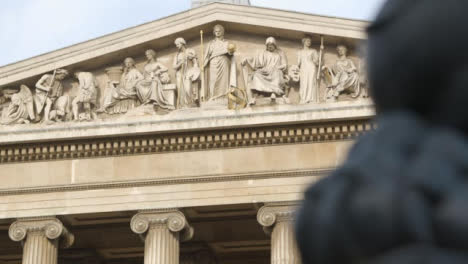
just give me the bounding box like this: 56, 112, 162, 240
0, 0, 386, 67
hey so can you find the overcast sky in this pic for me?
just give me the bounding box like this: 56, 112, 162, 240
0, 0, 386, 67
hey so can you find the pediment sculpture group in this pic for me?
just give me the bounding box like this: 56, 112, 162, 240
0, 24, 367, 125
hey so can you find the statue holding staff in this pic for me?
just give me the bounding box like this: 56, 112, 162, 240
34, 69, 69, 122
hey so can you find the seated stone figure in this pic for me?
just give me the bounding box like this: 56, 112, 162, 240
242, 37, 288, 104
322, 45, 360, 101
99, 57, 143, 114
1, 85, 35, 125
135, 49, 175, 110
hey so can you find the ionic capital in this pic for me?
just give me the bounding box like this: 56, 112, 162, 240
8, 217, 74, 248
130, 209, 193, 241
257, 202, 299, 231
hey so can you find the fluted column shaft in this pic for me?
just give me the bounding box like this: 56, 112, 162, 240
271, 220, 300, 264
258, 203, 301, 264
131, 210, 193, 264
22, 231, 58, 264
144, 224, 179, 264
9, 217, 74, 264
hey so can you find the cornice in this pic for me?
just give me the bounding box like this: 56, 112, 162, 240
0, 168, 332, 196
0, 119, 373, 165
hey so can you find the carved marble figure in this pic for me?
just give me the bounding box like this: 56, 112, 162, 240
203, 24, 237, 102
135, 49, 175, 110
298, 36, 321, 104
242, 37, 288, 104
99, 57, 143, 114
34, 69, 69, 122
323, 45, 360, 101
72, 72, 98, 121
1, 85, 35, 125
358, 59, 369, 98
174, 38, 201, 108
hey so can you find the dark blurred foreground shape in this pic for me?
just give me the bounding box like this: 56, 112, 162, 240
295, 0, 468, 263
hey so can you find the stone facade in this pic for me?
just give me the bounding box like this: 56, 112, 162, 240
0, 3, 370, 263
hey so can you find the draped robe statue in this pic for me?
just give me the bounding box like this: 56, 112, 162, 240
100, 57, 143, 114
242, 37, 288, 103
136, 51, 175, 110
298, 37, 320, 104
323, 45, 360, 100
203, 24, 237, 102
174, 38, 200, 108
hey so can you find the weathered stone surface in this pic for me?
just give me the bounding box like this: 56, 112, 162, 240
0, 4, 369, 145
258, 202, 301, 264
131, 210, 192, 264
9, 217, 74, 264
0, 7, 371, 264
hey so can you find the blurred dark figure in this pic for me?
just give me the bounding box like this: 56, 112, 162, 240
295, 0, 468, 263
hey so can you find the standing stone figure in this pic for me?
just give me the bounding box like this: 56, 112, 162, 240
99, 57, 143, 114
298, 36, 321, 104
242, 37, 288, 103
1, 85, 35, 125
203, 24, 237, 102
34, 69, 69, 122
135, 49, 175, 110
323, 45, 360, 101
72, 72, 98, 121
174, 38, 201, 108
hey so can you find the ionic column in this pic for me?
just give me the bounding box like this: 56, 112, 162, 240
8, 217, 74, 264
131, 210, 193, 264
257, 203, 301, 264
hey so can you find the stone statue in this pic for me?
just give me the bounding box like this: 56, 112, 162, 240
322, 45, 360, 101
72, 72, 98, 121
1, 85, 35, 125
173, 38, 201, 108
99, 57, 143, 114
135, 49, 175, 110
358, 59, 369, 98
34, 69, 69, 122
242, 37, 288, 104
298, 36, 321, 104
202, 24, 237, 102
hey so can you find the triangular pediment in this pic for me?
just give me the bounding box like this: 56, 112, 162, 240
0, 3, 372, 144
0, 3, 367, 87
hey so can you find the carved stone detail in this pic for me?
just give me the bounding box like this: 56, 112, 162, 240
0, 69, 70, 125
72, 72, 98, 121
202, 24, 237, 103
322, 44, 361, 101
0, 120, 373, 164
257, 202, 297, 230
174, 37, 201, 108
242, 37, 289, 105
9, 217, 74, 264
257, 202, 301, 264
131, 210, 193, 264
297, 36, 322, 104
